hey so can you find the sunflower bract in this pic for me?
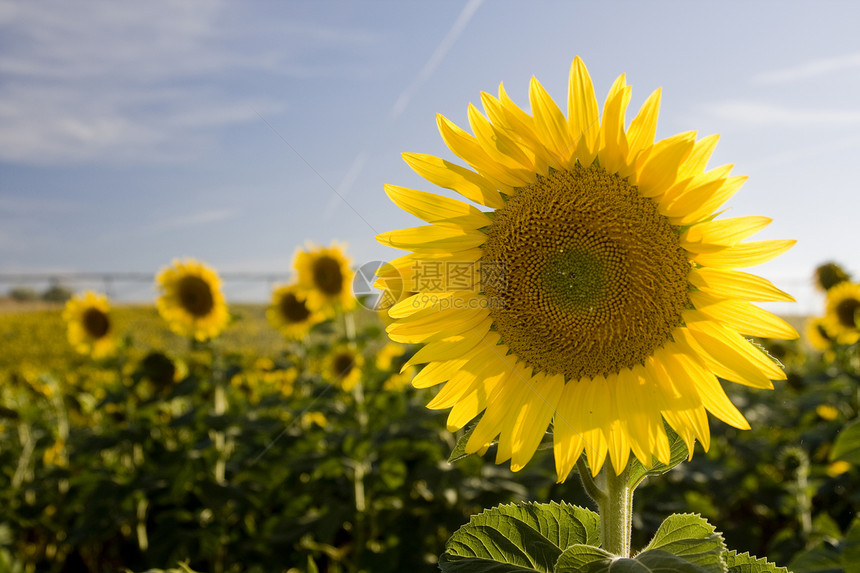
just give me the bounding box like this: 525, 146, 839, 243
376, 57, 798, 481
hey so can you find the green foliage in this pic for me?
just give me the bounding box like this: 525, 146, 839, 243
8, 286, 39, 302
3, 301, 860, 572
41, 282, 73, 302
627, 427, 690, 489
829, 420, 860, 464
0, 305, 563, 572
439, 502, 599, 572
441, 507, 792, 573
725, 551, 789, 573
640, 513, 725, 572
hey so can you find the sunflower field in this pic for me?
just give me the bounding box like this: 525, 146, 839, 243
4, 57, 860, 573
1, 254, 859, 573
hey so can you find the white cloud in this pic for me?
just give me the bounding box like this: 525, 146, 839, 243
0, 1, 377, 165
707, 101, 860, 127
753, 52, 860, 85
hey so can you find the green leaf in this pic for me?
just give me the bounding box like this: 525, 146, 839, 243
829, 419, 860, 464
490, 502, 599, 549
438, 554, 541, 572
789, 543, 841, 573
554, 545, 707, 572
441, 502, 600, 573
725, 551, 789, 573
448, 422, 478, 463
841, 517, 860, 571
628, 426, 690, 489
641, 513, 727, 573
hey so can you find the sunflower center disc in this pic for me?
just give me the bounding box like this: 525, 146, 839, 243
178, 276, 215, 317
481, 164, 690, 380
836, 298, 860, 328
313, 257, 344, 296
83, 308, 110, 338
333, 352, 355, 377
281, 292, 311, 322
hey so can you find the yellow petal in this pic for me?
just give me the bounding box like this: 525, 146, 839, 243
688, 267, 795, 303
530, 76, 573, 162
693, 240, 796, 269
384, 184, 491, 227
466, 360, 529, 454
553, 381, 586, 483
567, 56, 600, 165
403, 317, 493, 367
411, 358, 467, 389
655, 349, 710, 451
412, 331, 503, 388
573, 375, 611, 476
689, 291, 799, 340
635, 131, 696, 197
377, 251, 484, 297
386, 307, 489, 343
388, 292, 451, 318
467, 103, 534, 171
682, 216, 772, 250
402, 152, 504, 209
427, 356, 507, 410
598, 74, 631, 174
681, 318, 784, 387
665, 171, 747, 225
626, 88, 661, 161
683, 358, 751, 430
376, 223, 487, 252
483, 86, 555, 172
510, 372, 564, 471
604, 374, 630, 475
678, 134, 720, 179
615, 367, 663, 466
437, 114, 533, 189
446, 347, 510, 430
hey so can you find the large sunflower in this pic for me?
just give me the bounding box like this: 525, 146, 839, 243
267, 283, 325, 340
294, 243, 356, 311
155, 259, 230, 341
63, 291, 116, 359
376, 57, 797, 480
823, 281, 860, 345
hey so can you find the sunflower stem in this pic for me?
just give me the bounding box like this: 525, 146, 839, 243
342, 309, 370, 564
596, 463, 632, 558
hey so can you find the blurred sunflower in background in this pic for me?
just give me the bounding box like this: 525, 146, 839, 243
63, 291, 116, 359
814, 261, 850, 292
294, 243, 356, 311
375, 342, 416, 391
805, 317, 833, 353
155, 259, 230, 341
267, 283, 325, 340
377, 57, 796, 480
324, 345, 364, 391
823, 281, 860, 345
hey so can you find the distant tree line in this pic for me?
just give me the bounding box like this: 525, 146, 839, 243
7, 282, 73, 303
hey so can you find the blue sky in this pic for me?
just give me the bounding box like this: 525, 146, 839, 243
1, 0, 858, 314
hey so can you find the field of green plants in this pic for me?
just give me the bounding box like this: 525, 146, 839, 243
2, 269, 860, 573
